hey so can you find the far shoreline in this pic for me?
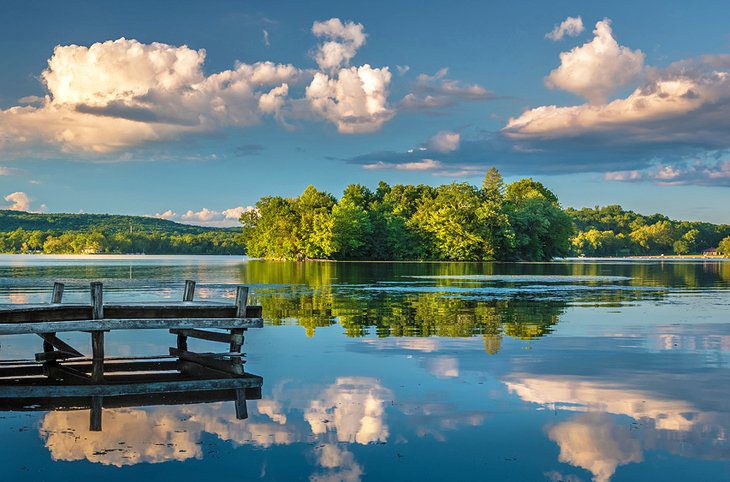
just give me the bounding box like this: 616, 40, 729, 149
0, 253, 727, 263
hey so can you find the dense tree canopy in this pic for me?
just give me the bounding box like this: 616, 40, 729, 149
0, 228, 245, 255
567, 205, 730, 256
242, 170, 573, 261
3, 175, 727, 259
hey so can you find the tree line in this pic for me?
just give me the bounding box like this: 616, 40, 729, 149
2, 169, 729, 258
242, 169, 730, 261
0, 229, 245, 255
242, 169, 574, 261
568, 205, 730, 256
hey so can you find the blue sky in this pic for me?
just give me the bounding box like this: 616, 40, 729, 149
1, 0, 729, 225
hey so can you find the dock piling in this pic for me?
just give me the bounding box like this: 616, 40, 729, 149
231, 286, 249, 353
90, 282, 105, 383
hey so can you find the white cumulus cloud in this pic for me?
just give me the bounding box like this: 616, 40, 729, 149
3, 191, 37, 212
0, 38, 300, 154
148, 205, 253, 227
306, 65, 394, 133
545, 16, 585, 41
545, 19, 644, 103
505, 55, 730, 147
363, 159, 442, 171
311, 18, 367, 72
429, 130, 460, 152
399, 68, 492, 111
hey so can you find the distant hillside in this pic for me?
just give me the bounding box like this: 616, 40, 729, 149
0, 210, 228, 234
0, 210, 244, 255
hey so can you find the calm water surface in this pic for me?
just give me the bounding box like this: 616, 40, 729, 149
0, 255, 728, 481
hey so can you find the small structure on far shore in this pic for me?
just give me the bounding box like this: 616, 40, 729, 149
703, 247, 719, 256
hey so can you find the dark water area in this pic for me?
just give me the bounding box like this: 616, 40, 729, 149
0, 255, 728, 481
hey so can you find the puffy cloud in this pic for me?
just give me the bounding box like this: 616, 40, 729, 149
1, 19, 400, 156
181, 208, 221, 222
425, 356, 459, 378
429, 130, 460, 152
311, 18, 367, 72
548, 413, 643, 482
3, 191, 32, 211
545, 19, 644, 103
545, 16, 585, 41
257, 399, 287, 424
40, 402, 300, 466
310, 444, 363, 482
152, 209, 177, 220
148, 205, 253, 227
0, 38, 301, 154
304, 377, 392, 444
306, 65, 394, 133
362, 337, 442, 352
258, 83, 290, 118
505, 375, 700, 432
400, 68, 493, 111
363, 159, 442, 171
501, 54, 730, 175
605, 160, 730, 187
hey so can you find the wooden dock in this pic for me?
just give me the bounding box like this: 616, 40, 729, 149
0, 280, 264, 430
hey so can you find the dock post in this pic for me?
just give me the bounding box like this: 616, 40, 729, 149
177, 281, 196, 351
42, 282, 65, 375
230, 287, 249, 353
234, 388, 248, 420
183, 280, 196, 302
51, 282, 64, 304
90, 395, 103, 431
90, 282, 105, 383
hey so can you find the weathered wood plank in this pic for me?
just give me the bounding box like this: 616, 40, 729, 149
37, 333, 83, 357
35, 350, 82, 362
0, 375, 262, 397
170, 328, 243, 345
0, 304, 263, 323
0, 317, 263, 335
0, 359, 178, 378
0, 386, 262, 411
0, 364, 43, 377
47, 364, 93, 383
170, 348, 245, 375
179, 360, 236, 379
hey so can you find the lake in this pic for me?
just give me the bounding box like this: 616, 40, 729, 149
0, 255, 728, 481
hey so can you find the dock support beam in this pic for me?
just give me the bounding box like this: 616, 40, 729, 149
41, 282, 66, 375
234, 388, 248, 419
177, 281, 196, 352
90, 395, 103, 431
90, 282, 105, 383
230, 286, 248, 354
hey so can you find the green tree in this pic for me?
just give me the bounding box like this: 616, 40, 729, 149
412, 183, 509, 261
242, 196, 302, 259
505, 179, 573, 260
330, 200, 373, 259
719, 236, 730, 256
